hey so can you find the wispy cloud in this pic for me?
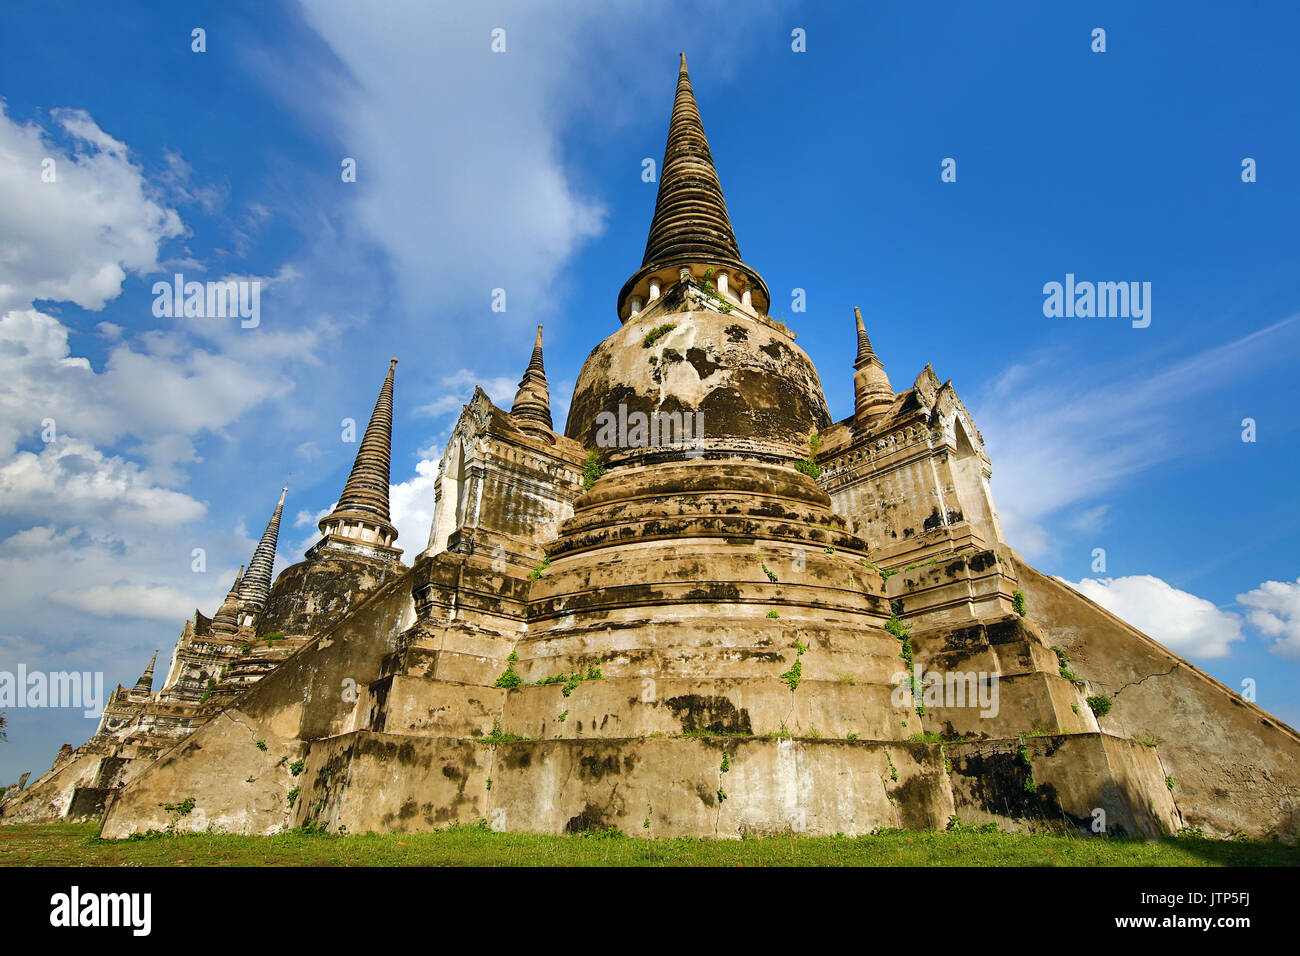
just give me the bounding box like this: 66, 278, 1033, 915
974, 314, 1300, 558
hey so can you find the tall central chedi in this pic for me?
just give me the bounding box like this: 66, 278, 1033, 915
571, 54, 827, 462
16, 56, 1296, 842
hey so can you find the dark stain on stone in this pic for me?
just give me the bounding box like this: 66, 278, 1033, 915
565, 803, 613, 833
686, 347, 721, 379
579, 752, 622, 780
665, 694, 754, 735
685, 583, 741, 602
501, 746, 532, 770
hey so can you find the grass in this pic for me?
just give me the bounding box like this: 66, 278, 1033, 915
0, 821, 1294, 867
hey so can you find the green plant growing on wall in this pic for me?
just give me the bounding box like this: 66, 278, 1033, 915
692, 268, 735, 314
528, 555, 552, 580
157, 796, 195, 834
473, 720, 529, 746
794, 433, 822, 478
1051, 645, 1079, 682
779, 638, 807, 691
1018, 743, 1037, 794
559, 662, 604, 697
642, 323, 676, 347
255, 739, 267, 751
582, 451, 606, 490
761, 561, 778, 583
1086, 695, 1112, 717
1012, 590, 1027, 617
289, 760, 305, 776
160, 797, 195, 818
885, 611, 911, 641
766, 610, 780, 619
199, 678, 216, 702
494, 650, 523, 689
779, 658, 802, 691
287, 786, 300, 807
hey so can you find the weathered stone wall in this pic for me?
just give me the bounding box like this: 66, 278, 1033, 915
1013, 556, 1300, 840
256, 553, 400, 639
99, 571, 416, 837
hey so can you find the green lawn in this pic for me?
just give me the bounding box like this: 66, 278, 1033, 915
0, 822, 1295, 866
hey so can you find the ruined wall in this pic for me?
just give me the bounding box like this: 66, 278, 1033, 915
99, 570, 417, 837
428, 391, 584, 562
821, 370, 1003, 568
1013, 556, 1300, 840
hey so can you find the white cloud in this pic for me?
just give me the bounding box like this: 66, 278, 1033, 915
1237, 577, 1300, 660
414, 369, 517, 419
1063, 575, 1244, 659
389, 457, 441, 559
0, 104, 184, 314
0, 438, 204, 530
50, 583, 204, 623
292, 502, 334, 556
279, 2, 611, 318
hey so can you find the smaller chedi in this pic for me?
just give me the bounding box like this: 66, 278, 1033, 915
4, 56, 1297, 842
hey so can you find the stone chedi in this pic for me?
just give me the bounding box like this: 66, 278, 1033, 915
5, 56, 1298, 840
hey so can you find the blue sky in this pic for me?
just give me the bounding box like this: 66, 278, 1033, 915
1, 0, 1297, 779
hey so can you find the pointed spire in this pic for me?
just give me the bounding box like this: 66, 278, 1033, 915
851, 307, 893, 422
510, 325, 553, 434
854, 307, 877, 366
211, 565, 244, 637
617, 55, 770, 320
642, 54, 742, 269
238, 486, 286, 616
324, 358, 397, 529
309, 359, 402, 562
132, 650, 158, 695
